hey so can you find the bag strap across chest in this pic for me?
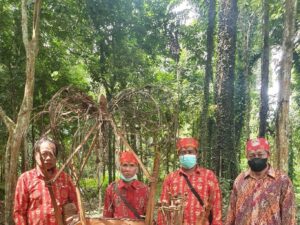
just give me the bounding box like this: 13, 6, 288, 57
113, 182, 142, 219
180, 173, 213, 224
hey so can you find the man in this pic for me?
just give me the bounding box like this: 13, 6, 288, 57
103, 151, 149, 219
157, 137, 222, 225
13, 137, 78, 225
225, 137, 296, 225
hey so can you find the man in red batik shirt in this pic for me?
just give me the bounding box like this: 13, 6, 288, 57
157, 137, 222, 225
225, 137, 296, 225
103, 151, 149, 219
13, 137, 78, 225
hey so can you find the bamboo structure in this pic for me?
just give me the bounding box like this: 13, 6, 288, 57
157, 193, 187, 225
40, 87, 171, 225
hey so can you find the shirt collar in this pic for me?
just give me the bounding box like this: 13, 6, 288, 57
35, 166, 58, 179
244, 164, 275, 179
179, 165, 201, 176
118, 179, 139, 189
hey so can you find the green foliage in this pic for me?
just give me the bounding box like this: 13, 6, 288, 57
219, 177, 232, 220
80, 178, 100, 200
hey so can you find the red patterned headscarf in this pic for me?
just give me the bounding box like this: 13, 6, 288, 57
246, 138, 270, 152
119, 151, 138, 165
176, 137, 199, 151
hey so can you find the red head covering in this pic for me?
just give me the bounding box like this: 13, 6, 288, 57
119, 151, 138, 165
176, 137, 199, 151
246, 138, 270, 152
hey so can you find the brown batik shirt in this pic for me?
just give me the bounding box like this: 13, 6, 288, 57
225, 166, 296, 225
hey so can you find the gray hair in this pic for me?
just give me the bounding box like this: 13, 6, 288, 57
34, 136, 58, 156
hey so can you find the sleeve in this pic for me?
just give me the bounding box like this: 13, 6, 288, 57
13, 175, 28, 225
156, 176, 171, 225
67, 175, 78, 211
103, 183, 114, 218
224, 183, 237, 225
209, 172, 222, 225
280, 176, 296, 225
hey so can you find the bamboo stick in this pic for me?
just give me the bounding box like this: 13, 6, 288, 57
70, 162, 87, 225
145, 151, 160, 225
108, 115, 151, 179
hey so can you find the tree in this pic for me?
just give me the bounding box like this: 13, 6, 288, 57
234, 1, 259, 156
214, 0, 238, 179
0, 0, 42, 224
200, 0, 216, 167
259, 0, 270, 138
275, 0, 297, 172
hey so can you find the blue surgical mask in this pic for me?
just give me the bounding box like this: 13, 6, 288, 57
179, 154, 197, 169
120, 174, 137, 182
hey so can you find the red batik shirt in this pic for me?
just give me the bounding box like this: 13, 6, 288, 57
103, 179, 149, 219
13, 168, 78, 225
225, 166, 296, 225
157, 166, 222, 225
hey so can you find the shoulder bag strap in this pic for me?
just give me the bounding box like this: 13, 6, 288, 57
181, 173, 204, 206
113, 182, 142, 219
181, 173, 213, 224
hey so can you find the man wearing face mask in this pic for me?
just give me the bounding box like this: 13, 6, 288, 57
157, 137, 222, 225
225, 137, 296, 225
103, 151, 149, 219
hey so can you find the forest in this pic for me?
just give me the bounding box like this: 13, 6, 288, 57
0, 0, 299, 224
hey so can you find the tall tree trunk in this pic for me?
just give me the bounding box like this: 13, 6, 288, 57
259, 0, 270, 137
275, 0, 297, 172
214, 0, 238, 179
1, 1, 42, 224
200, 0, 216, 167
234, 11, 255, 154
21, 139, 29, 173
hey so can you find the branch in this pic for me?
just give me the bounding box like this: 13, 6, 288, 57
0, 106, 16, 134
21, 0, 29, 51
32, 0, 42, 53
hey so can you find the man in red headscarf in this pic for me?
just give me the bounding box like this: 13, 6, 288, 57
225, 137, 296, 225
157, 137, 222, 225
103, 151, 149, 219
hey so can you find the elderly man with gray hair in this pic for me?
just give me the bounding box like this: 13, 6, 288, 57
13, 136, 78, 225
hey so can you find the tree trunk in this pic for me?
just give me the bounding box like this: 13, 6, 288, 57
259, 0, 270, 138
2, 1, 42, 224
234, 10, 255, 154
214, 0, 238, 179
200, 0, 216, 167
275, 0, 297, 172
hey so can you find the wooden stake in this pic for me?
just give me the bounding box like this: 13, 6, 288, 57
145, 151, 160, 225
70, 163, 87, 225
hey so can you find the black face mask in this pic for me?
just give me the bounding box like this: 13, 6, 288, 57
248, 158, 268, 172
